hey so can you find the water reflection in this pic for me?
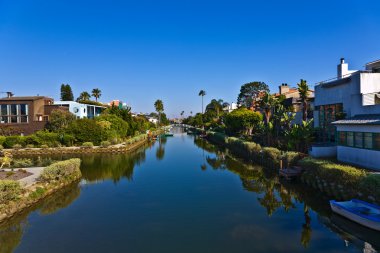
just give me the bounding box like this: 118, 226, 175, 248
156, 137, 166, 161
0, 182, 81, 253
196, 136, 379, 251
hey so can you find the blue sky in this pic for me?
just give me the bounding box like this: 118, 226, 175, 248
1, 0, 380, 117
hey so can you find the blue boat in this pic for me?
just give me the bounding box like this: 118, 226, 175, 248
330, 199, 380, 231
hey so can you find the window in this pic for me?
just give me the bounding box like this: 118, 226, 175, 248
375, 133, 380, 150
339, 131, 346, 145
354, 132, 363, 148
364, 133, 373, 149
347, 132, 354, 147
10, 104, 17, 115
0, 105, 7, 115
0, 104, 28, 123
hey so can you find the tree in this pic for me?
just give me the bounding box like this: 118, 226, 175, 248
154, 99, 164, 125
92, 88, 102, 102
297, 79, 310, 121
198, 90, 206, 114
285, 119, 314, 153
224, 108, 263, 136
237, 82, 269, 109
60, 84, 74, 101
206, 99, 223, 119
46, 109, 76, 132
260, 92, 276, 125
76, 91, 91, 102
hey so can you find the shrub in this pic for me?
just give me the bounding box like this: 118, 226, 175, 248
3, 136, 25, 148
34, 131, 60, 147
208, 132, 227, 145
39, 158, 82, 183
40, 144, 49, 149
67, 118, 103, 145
61, 134, 75, 146
12, 158, 34, 168
262, 147, 282, 166
25, 144, 35, 149
100, 141, 111, 148
299, 157, 366, 188
12, 144, 23, 150
24, 135, 42, 146
81, 142, 94, 148
282, 151, 301, 167
0, 136, 5, 145
359, 174, 380, 198
0, 180, 22, 203
0, 145, 3, 150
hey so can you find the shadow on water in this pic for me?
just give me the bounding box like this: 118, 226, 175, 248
193, 136, 380, 251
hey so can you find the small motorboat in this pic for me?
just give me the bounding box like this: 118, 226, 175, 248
330, 199, 380, 231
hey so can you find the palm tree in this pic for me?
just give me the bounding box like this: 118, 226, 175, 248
154, 99, 164, 125
92, 88, 102, 102
77, 91, 91, 102
260, 92, 276, 125
198, 90, 206, 114
297, 79, 310, 121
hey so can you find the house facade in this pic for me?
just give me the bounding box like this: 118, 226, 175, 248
310, 58, 380, 170
0, 95, 67, 135
53, 101, 105, 119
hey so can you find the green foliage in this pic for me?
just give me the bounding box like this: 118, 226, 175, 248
100, 141, 111, 148
0, 136, 5, 145
12, 158, 33, 168
25, 144, 35, 149
12, 144, 22, 149
40, 144, 49, 149
3, 136, 25, 148
39, 158, 82, 183
29, 187, 47, 199
224, 108, 263, 136
359, 174, 380, 198
0, 180, 22, 203
237, 81, 269, 108
96, 114, 129, 138
0, 145, 3, 150
60, 83, 74, 101
285, 120, 314, 153
46, 109, 76, 132
67, 118, 103, 145
81, 142, 94, 148
299, 157, 366, 188
76, 91, 91, 102
34, 131, 61, 147
282, 151, 301, 167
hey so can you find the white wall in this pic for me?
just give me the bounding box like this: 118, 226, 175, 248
337, 146, 380, 171
309, 145, 337, 158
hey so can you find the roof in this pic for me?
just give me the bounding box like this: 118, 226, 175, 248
0, 96, 52, 101
366, 59, 380, 66
332, 114, 380, 125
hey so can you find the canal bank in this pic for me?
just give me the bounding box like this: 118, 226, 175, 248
0, 129, 378, 253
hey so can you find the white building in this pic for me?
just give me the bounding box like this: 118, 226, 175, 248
223, 102, 238, 113
147, 117, 158, 124
310, 58, 380, 170
54, 101, 105, 119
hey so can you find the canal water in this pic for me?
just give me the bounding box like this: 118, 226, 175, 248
1, 128, 379, 253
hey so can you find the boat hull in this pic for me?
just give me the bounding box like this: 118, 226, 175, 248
330, 200, 380, 231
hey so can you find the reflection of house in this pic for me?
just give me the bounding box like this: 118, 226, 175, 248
274, 83, 314, 124
310, 58, 380, 170
0, 95, 67, 135
54, 101, 105, 119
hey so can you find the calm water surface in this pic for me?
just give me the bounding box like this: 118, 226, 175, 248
1, 127, 379, 253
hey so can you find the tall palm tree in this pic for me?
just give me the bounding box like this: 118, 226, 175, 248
154, 99, 164, 125
92, 88, 102, 102
260, 92, 276, 125
297, 79, 310, 121
198, 90, 206, 114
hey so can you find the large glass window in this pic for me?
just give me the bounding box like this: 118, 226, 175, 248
347, 132, 354, 147
364, 133, 373, 149
10, 104, 17, 115
0, 105, 7, 115
20, 104, 27, 115
339, 131, 346, 145
0, 104, 28, 123
354, 132, 363, 148
374, 133, 380, 150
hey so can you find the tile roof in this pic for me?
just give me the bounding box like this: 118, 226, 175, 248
332, 114, 380, 125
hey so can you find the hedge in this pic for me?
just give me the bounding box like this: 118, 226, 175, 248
39, 158, 82, 183
0, 180, 22, 203
359, 174, 380, 198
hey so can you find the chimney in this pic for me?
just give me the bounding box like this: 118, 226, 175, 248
279, 83, 289, 95
6, 92, 14, 98
337, 57, 350, 79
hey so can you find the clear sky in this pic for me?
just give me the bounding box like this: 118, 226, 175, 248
1, 0, 380, 118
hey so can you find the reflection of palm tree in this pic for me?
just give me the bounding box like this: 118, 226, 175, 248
156, 138, 165, 160
301, 204, 312, 248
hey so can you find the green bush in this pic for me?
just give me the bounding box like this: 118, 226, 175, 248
25, 144, 35, 149
12, 158, 34, 168
359, 174, 380, 198
24, 135, 42, 146
100, 141, 111, 148
67, 118, 103, 145
3, 136, 25, 148
40, 144, 49, 149
0, 145, 3, 150
0, 136, 5, 145
81, 142, 94, 148
12, 144, 23, 150
34, 131, 60, 147
39, 158, 82, 183
0, 180, 22, 203
282, 151, 301, 167
61, 134, 75, 146
208, 132, 227, 145
262, 147, 282, 166
299, 157, 366, 188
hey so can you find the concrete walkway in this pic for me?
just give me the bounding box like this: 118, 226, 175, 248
16, 167, 44, 188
